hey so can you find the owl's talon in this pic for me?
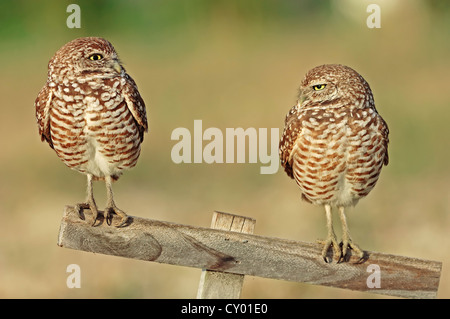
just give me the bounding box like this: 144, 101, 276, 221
105, 206, 129, 227
74, 203, 88, 220
357, 253, 368, 264
75, 202, 99, 226
337, 252, 346, 264
318, 237, 341, 263
104, 210, 112, 226
341, 239, 364, 262
91, 210, 100, 227
116, 216, 130, 228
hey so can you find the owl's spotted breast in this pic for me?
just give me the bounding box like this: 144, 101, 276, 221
47, 76, 142, 180
285, 106, 388, 207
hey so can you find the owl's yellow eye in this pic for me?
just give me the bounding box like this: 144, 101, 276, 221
88, 54, 103, 61
312, 84, 326, 91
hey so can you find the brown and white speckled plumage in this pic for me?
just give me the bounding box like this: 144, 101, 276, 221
279, 64, 389, 262
35, 37, 148, 226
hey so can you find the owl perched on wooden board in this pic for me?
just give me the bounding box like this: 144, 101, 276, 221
35, 37, 148, 227
279, 64, 389, 262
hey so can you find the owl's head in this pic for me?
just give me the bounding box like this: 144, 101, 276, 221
48, 37, 123, 80
298, 64, 373, 110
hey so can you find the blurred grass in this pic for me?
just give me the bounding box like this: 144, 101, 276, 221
0, 0, 449, 298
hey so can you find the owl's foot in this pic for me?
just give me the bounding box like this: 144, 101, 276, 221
318, 235, 341, 263
75, 202, 100, 226
104, 205, 130, 228
75, 174, 101, 226
338, 206, 366, 263
319, 204, 342, 263
338, 238, 365, 263
104, 176, 130, 227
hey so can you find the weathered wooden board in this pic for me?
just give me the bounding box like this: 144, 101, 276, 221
58, 206, 442, 298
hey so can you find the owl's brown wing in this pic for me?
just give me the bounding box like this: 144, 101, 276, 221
35, 84, 54, 149
122, 74, 148, 141
279, 105, 303, 179
379, 114, 389, 166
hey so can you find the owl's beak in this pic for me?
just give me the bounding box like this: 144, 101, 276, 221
112, 60, 122, 74
299, 95, 307, 104
298, 93, 307, 106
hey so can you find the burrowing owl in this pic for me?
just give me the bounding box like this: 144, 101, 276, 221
279, 64, 389, 262
35, 37, 148, 227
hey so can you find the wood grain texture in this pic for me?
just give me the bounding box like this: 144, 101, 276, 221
58, 206, 442, 299
197, 211, 256, 299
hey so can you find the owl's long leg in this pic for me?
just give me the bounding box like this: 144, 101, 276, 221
319, 204, 341, 263
75, 174, 99, 226
338, 206, 364, 262
104, 175, 129, 227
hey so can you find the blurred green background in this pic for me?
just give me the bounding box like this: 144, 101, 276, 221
0, 0, 449, 298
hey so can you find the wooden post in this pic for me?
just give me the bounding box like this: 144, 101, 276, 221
57, 206, 442, 299
197, 211, 256, 299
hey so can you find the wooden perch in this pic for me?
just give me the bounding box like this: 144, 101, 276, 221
197, 211, 256, 299
58, 206, 442, 299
